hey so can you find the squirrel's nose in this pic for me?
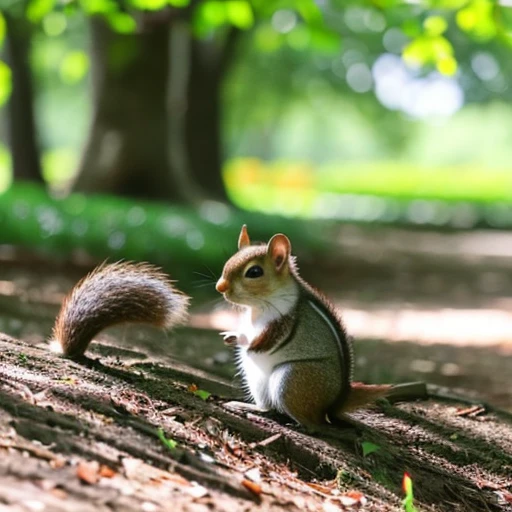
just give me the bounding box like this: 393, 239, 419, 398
216, 278, 229, 293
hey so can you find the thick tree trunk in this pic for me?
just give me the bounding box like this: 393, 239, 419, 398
73, 17, 183, 201
184, 29, 240, 202
3, 11, 43, 183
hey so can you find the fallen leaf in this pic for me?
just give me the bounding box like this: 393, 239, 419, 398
339, 490, 367, 507
193, 389, 211, 400
76, 461, 100, 485
99, 465, 116, 478
361, 441, 381, 457
306, 482, 335, 495
242, 479, 262, 496
157, 427, 177, 450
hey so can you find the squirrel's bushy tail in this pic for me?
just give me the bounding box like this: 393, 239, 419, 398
51, 261, 189, 357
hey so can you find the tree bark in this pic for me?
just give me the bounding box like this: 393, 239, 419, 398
3, 11, 43, 183
73, 17, 183, 201
183, 28, 240, 202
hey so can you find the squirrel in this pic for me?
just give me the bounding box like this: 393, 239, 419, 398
49, 261, 189, 357
216, 225, 425, 430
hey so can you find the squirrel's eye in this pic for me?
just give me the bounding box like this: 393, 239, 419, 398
244, 265, 264, 278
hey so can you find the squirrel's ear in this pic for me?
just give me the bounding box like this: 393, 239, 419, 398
238, 225, 251, 250
267, 234, 291, 272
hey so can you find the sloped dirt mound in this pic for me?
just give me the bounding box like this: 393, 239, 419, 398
0, 334, 511, 512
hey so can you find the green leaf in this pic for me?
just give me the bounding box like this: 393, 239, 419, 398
456, 0, 496, 40
27, 0, 56, 23
287, 24, 310, 50
254, 23, 283, 52
60, 51, 89, 84
107, 12, 137, 34
225, 1, 254, 30
193, 0, 226, 37
80, 0, 118, 15
308, 26, 341, 54
296, 0, 322, 24
436, 54, 457, 76
42, 12, 67, 37
0, 13, 6, 49
168, 0, 189, 6
431, 0, 466, 7
403, 34, 456, 74
0, 60, 12, 107
130, 0, 168, 9
401, 18, 421, 38
402, 473, 419, 512
424, 15, 448, 36
361, 441, 381, 456
193, 389, 211, 400
157, 427, 177, 450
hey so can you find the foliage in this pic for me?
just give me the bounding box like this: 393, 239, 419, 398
361, 441, 381, 457
157, 427, 177, 450
0, 183, 327, 284
402, 473, 419, 512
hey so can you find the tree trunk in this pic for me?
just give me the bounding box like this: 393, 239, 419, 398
3, 11, 43, 183
73, 17, 183, 201
183, 28, 240, 202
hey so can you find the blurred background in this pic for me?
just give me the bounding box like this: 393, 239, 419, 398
0, 0, 511, 409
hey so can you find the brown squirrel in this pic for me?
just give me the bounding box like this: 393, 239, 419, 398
49, 229, 423, 428
49, 261, 189, 357
215, 225, 424, 429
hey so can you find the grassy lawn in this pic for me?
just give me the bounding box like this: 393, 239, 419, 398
1, 150, 510, 222
225, 158, 512, 220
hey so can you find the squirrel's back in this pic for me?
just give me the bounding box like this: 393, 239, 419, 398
51, 261, 189, 357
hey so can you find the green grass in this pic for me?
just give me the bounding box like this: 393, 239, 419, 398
1, 150, 510, 223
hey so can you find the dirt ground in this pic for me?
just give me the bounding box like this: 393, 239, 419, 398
0, 226, 511, 511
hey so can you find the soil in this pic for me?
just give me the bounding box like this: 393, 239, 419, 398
0, 226, 512, 512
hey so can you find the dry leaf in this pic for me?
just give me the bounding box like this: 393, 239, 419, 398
99, 465, 116, 478
242, 479, 262, 496
76, 461, 100, 485
306, 482, 335, 495
339, 490, 367, 507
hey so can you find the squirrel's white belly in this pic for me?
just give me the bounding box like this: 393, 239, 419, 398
237, 347, 275, 409
237, 297, 299, 409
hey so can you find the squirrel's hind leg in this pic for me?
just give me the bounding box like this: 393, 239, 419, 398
269, 360, 340, 430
